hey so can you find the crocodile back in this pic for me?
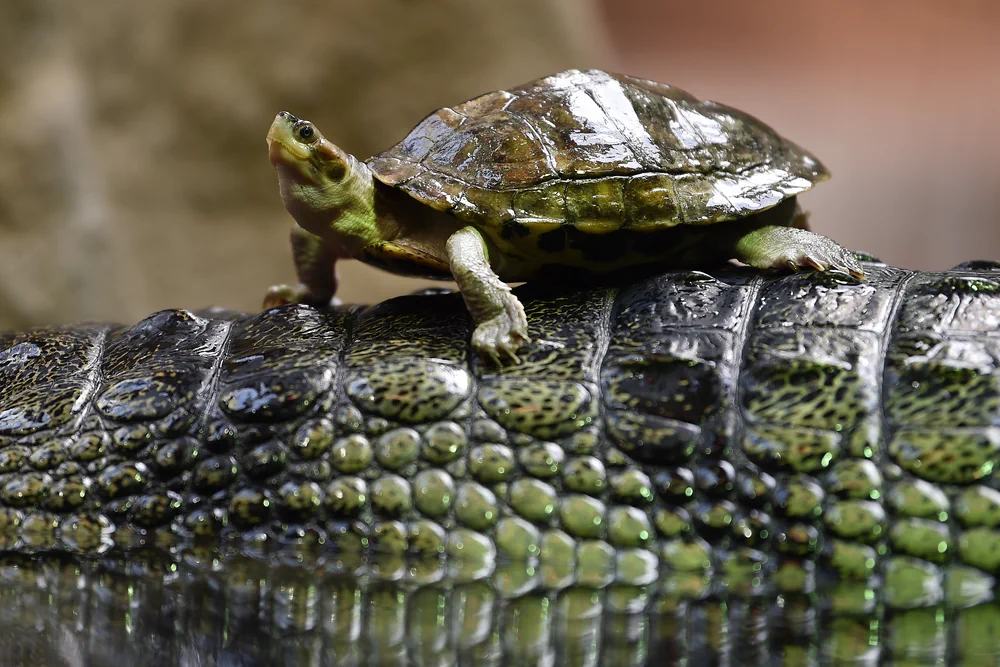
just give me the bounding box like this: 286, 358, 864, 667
2, 261, 1000, 663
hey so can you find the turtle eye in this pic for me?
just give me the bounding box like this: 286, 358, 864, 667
296, 124, 316, 142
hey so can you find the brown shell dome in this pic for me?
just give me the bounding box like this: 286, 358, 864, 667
366, 69, 828, 232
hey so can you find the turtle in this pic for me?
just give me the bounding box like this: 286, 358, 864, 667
264, 68, 864, 363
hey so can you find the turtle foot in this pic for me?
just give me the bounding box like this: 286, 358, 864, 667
735, 226, 866, 281
472, 293, 530, 366
263, 284, 339, 310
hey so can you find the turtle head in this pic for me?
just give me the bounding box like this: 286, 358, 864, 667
267, 111, 353, 188
267, 112, 379, 250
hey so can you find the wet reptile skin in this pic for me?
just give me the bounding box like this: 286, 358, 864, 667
3, 260, 1000, 664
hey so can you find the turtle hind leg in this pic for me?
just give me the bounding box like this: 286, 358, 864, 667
446, 226, 529, 366
263, 227, 339, 309
790, 208, 811, 231
732, 225, 866, 280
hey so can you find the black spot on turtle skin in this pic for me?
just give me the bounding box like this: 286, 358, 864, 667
630, 226, 692, 258
500, 219, 532, 242
564, 226, 630, 262
531, 222, 710, 264
537, 229, 566, 253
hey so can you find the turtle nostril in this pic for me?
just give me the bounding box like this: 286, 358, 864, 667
278, 111, 299, 122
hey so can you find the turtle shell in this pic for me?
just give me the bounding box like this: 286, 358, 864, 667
366, 69, 828, 235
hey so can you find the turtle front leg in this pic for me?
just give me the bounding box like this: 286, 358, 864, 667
731, 225, 866, 280
263, 226, 339, 309
446, 226, 530, 365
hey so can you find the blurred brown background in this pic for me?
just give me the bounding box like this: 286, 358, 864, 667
1, 0, 997, 330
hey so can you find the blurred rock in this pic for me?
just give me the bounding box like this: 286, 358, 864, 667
0, 0, 612, 328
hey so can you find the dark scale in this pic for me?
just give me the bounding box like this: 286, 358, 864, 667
653, 467, 696, 502
130, 491, 183, 528
2, 472, 51, 507
689, 499, 739, 539
112, 424, 153, 454
183, 507, 226, 537
737, 470, 776, 507
155, 408, 198, 437
203, 420, 240, 451
695, 461, 736, 497
42, 478, 88, 512
96, 462, 149, 499
152, 438, 200, 474
0, 446, 28, 473
52, 461, 81, 478
731, 509, 773, 549
27, 438, 70, 471
105, 497, 135, 520
228, 487, 273, 528
773, 521, 822, 558
242, 441, 288, 479
608, 469, 655, 505
192, 455, 238, 492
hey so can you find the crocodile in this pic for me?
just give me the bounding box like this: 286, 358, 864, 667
2, 260, 1000, 663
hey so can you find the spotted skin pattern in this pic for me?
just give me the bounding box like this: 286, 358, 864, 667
2, 260, 1000, 656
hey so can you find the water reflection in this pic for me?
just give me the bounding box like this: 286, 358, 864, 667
0, 550, 998, 666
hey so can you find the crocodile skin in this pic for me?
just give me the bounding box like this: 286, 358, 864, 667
1, 261, 1000, 664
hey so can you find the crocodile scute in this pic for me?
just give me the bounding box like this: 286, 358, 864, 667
2, 260, 1000, 596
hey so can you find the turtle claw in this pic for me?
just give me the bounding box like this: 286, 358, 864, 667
263, 283, 337, 310
802, 256, 826, 273
737, 226, 866, 282
805, 247, 866, 280
792, 250, 866, 281
263, 284, 307, 309
472, 294, 531, 366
